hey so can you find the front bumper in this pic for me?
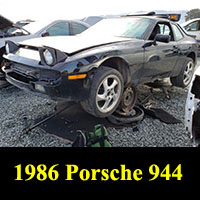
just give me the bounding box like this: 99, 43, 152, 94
3, 61, 90, 101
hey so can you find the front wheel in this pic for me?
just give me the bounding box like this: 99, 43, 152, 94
81, 66, 124, 118
170, 57, 195, 88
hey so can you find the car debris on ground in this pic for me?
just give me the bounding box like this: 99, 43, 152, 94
0, 82, 193, 147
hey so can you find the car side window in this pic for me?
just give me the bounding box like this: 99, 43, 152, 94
149, 22, 174, 41
46, 22, 70, 36
171, 24, 184, 41
71, 22, 87, 35
185, 21, 200, 31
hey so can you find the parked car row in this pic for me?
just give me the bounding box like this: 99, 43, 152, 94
0, 12, 199, 119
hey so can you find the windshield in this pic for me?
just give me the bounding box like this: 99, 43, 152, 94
81, 17, 152, 39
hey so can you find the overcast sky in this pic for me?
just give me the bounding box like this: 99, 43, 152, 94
0, 0, 199, 22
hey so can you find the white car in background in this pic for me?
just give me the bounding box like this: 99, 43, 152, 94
182, 18, 200, 53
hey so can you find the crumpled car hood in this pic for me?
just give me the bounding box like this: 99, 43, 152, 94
19, 34, 132, 54
0, 15, 13, 31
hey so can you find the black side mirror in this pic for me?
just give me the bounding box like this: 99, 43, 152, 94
143, 34, 171, 48
154, 34, 171, 43
41, 32, 49, 37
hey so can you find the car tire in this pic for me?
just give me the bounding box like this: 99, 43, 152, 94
107, 106, 144, 125
81, 66, 124, 118
170, 57, 195, 88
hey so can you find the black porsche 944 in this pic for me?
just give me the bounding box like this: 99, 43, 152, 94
2, 12, 199, 118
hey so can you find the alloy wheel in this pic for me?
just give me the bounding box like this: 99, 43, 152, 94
96, 74, 122, 113
183, 61, 194, 86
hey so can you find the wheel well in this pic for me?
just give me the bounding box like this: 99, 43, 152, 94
187, 52, 196, 64
100, 57, 131, 86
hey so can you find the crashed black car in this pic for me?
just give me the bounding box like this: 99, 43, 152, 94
2, 12, 199, 118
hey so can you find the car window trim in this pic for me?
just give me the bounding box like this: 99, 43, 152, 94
146, 20, 175, 41
45, 21, 70, 36
70, 21, 87, 35
171, 23, 184, 41
185, 20, 199, 31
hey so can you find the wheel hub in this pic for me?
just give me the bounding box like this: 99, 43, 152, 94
120, 86, 137, 113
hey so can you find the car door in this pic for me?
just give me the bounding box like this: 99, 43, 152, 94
142, 21, 179, 80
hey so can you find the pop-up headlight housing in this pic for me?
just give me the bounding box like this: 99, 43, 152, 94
39, 47, 68, 66
5, 40, 19, 54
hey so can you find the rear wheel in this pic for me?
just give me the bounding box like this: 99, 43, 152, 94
81, 66, 124, 118
170, 57, 195, 88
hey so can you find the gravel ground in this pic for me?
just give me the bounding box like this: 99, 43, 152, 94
1, 60, 199, 147
108, 85, 192, 147
0, 83, 192, 147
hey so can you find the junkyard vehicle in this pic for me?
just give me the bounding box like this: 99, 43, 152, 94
185, 66, 200, 146
0, 15, 89, 88
181, 18, 200, 52
3, 12, 198, 118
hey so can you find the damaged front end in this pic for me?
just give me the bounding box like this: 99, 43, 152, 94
185, 66, 200, 146
3, 41, 90, 101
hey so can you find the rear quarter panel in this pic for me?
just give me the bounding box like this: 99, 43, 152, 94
170, 36, 198, 77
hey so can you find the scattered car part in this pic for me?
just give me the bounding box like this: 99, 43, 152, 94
3, 12, 198, 118
120, 85, 137, 113
139, 104, 182, 124
107, 106, 144, 125
145, 78, 172, 99
185, 66, 200, 146
23, 102, 73, 134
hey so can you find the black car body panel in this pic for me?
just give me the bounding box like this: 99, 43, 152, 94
3, 15, 199, 102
